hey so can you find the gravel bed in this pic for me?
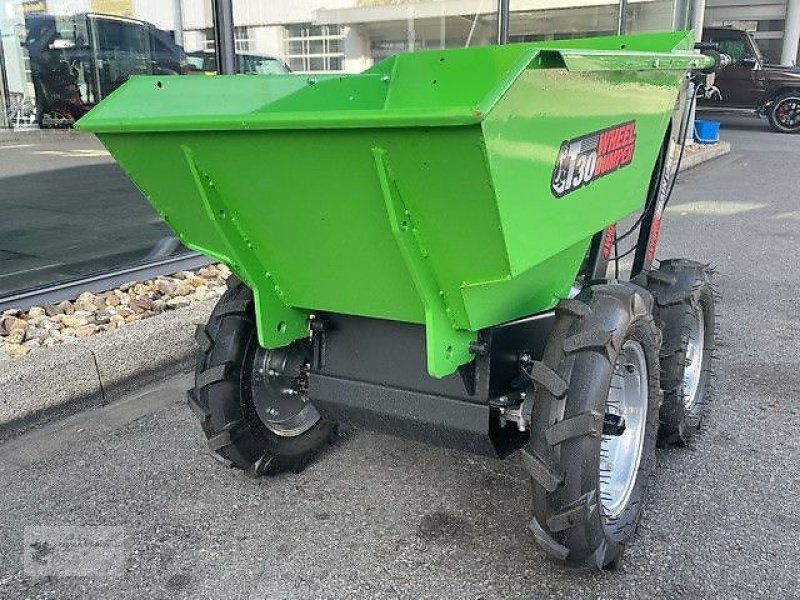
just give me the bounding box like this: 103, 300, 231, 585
0, 264, 230, 360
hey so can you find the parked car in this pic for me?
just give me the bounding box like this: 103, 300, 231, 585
25, 13, 188, 128
700, 27, 800, 133
186, 51, 290, 75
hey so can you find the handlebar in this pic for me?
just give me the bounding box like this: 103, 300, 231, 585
693, 41, 732, 73
698, 52, 731, 73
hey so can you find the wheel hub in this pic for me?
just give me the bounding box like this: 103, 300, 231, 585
599, 340, 648, 519
682, 302, 705, 411
250, 342, 320, 437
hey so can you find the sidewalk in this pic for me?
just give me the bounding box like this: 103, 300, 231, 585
0, 128, 81, 145
679, 140, 731, 172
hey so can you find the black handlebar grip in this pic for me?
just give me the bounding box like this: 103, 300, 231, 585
694, 41, 720, 52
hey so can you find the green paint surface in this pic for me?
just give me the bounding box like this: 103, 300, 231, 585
77, 30, 710, 377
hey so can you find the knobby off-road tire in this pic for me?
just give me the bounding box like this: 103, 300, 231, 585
643, 259, 717, 446
523, 282, 662, 569
187, 277, 334, 476
767, 92, 800, 134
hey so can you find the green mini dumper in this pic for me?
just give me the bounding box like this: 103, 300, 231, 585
77, 31, 725, 569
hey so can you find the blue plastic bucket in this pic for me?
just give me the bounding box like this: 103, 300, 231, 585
694, 119, 720, 144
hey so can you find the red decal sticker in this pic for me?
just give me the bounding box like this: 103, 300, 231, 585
551, 121, 637, 198
601, 224, 616, 260
646, 209, 662, 262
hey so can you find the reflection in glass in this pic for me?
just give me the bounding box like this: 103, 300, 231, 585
226, 1, 690, 76
232, 0, 500, 74
12, 12, 188, 128
0, 0, 695, 299
0, 0, 198, 297
509, 0, 690, 42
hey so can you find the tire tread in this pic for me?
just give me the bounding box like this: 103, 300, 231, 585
189, 277, 334, 476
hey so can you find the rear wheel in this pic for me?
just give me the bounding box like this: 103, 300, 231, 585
768, 92, 800, 133
188, 277, 335, 475
643, 259, 717, 445
523, 282, 662, 569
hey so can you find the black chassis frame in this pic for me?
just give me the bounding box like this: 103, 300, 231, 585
307, 311, 550, 458
306, 76, 699, 460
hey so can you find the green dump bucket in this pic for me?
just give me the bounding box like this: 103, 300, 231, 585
76, 31, 711, 377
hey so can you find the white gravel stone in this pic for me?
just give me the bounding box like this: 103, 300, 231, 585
0, 264, 230, 359
28, 306, 45, 318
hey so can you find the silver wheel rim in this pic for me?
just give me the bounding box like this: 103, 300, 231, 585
599, 340, 648, 519
682, 304, 705, 411
251, 345, 320, 437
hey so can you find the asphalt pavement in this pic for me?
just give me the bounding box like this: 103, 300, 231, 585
1, 115, 798, 599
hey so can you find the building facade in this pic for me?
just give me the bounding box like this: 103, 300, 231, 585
705, 0, 800, 64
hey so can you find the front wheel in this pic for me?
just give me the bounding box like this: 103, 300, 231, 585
523, 282, 662, 569
187, 277, 335, 476
767, 92, 800, 133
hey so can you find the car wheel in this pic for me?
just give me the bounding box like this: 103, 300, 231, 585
767, 92, 800, 133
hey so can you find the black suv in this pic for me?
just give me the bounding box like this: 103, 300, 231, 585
700, 27, 800, 133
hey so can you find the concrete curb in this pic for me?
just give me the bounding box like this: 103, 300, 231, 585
0, 299, 215, 441
0, 138, 733, 442
678, 141, 731, 173
0, 128, 81, 146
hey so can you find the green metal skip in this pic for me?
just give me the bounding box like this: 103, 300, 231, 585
76, 31, 713, 377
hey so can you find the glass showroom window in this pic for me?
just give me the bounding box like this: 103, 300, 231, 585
234, 25, 252, 52
230, 0, 505, 75
625, 0, 692, 34
0, 0, 209, 304
283, 23, 345, 73
508, 0, 691, 42
201, 27, 215, 51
